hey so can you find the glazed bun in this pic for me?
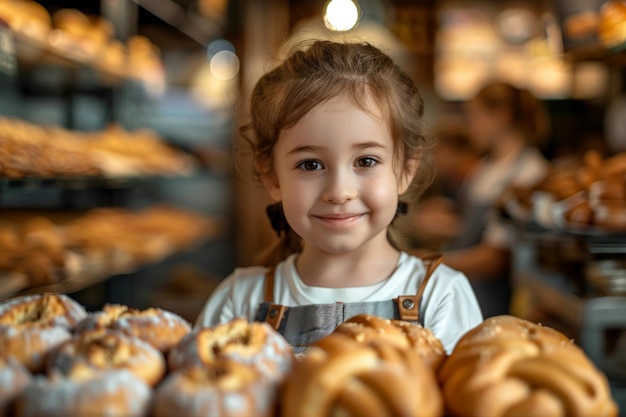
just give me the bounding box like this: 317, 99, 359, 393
76, 304, 191, 352
47, 328, 166, 387
154, 361, 276, 417
168, 318, 293, 381
0, 357, 31, 417
0, 293, 87, 371
15, 367, 151, 417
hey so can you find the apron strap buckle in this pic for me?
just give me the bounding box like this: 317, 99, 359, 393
394, 295, 419, 321
264, 303, 289, 331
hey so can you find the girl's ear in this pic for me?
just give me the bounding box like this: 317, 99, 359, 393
398, 156, 420, 195
258, 162, 282, 201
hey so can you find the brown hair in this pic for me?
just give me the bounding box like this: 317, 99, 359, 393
471, 82, 550, 147
240, 40, 434, 266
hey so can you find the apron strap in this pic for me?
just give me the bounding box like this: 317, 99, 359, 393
262, 266, 289, 331
263, 266, 277, 303
394, 254, 443, 322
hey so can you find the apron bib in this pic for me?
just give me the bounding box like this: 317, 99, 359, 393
255, 254, 443, 353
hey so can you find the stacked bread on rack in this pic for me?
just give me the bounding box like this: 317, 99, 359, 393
0, 206, 219, 290
0, 117, 196, 179
0, 2, 164, 88
0, 293, 619, 417
506, 150, 626, 232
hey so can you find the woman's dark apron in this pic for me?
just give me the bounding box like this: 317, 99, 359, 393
255, 255, 443, 354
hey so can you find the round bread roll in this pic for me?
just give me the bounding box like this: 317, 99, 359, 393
593, 202, 626, 230
438, 315, 619, 417
76, 304, 191, 352
168, 319, 293, 381
0, 293, 87, 372
564, 201, 594, 226
281, 333, 443, 417
0, 357, 31, 417
47, 328, 165, 387
154, 361, 276, 417
15, 367, 151, 417
334, 314, 446, 370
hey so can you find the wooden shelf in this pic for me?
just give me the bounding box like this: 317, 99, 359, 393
565, 44, 626, 67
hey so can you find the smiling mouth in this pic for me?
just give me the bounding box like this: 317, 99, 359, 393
313, 213, 364, 226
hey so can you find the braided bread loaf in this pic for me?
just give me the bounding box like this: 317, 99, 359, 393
334, 314, 446, 370
438, 315, 618, 417
281, 332, 443, 417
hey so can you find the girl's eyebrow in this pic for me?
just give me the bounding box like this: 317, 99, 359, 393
287, 142, 387, 155
352, 141, 387, 150
286, 145, 323, 155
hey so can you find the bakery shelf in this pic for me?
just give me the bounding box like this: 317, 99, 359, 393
565, 43, 626, 66
0, 272, 28, 300
1, 233, 224, 303
0, 173, 198, 192
13, 31, 157, 90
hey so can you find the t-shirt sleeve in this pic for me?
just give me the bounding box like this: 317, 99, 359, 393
193, 274, 238, 329
422, 266, 483, 354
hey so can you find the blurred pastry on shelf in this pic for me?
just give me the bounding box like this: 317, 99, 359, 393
48, 9, 112, 62
0, 0, 51, 43
95, 39, 128, 79
599, 0, 626, 49
127, 34, 165, 91
0, 116, 196, 179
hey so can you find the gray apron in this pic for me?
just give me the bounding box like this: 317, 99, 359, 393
255, 255, 443, 354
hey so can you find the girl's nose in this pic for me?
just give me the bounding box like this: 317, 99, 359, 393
322, 170, 358, 204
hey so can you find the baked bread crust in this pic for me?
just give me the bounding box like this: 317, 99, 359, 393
46, 328, 165, 387
438, 315, 619, 417
76, 304, 191, 352
334, 314, 446, 370
0, 357, 31, 417
281, 333, 443, 417
168, 319, 293, 381
15, 368, 152, 417
0, 293, 87, 371
154, 361, 275, 417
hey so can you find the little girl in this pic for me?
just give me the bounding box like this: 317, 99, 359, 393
195, 40, 482, 354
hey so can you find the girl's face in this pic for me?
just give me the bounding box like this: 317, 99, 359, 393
465, 99, 508, 154
264, 95, 414, 257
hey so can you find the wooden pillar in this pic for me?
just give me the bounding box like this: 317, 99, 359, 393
234, 0, 289, 266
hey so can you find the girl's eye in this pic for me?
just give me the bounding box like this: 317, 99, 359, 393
297, 160, 323, 171
355, 157, 378, 168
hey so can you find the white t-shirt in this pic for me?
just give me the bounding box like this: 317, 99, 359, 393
195, 252, 483, 353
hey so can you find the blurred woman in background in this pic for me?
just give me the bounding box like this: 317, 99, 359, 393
406, 81, 550, 317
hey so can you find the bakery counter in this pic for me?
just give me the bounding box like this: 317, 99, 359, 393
512, 230, 626, 415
